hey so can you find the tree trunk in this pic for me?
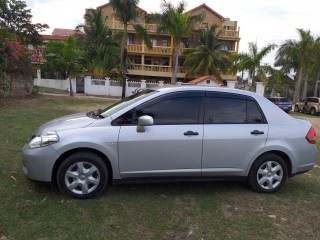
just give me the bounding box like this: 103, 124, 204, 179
171, 47, 179, 85
69, 78, 74, 97
314, 71, 319, 97
302, 75, 308, 100
121, 26, 128, 99
293, 68, 303, 102
121, 48, 127, 99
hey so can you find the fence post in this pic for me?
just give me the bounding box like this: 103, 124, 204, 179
227, 80, 236, 89
159, 81, 164, 87
255, 82, 265, 96
141, 80, 146, 89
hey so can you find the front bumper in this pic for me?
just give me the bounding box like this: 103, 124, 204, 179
22, 144, 60, 182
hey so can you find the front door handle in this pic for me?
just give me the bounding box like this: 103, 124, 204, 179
251, 130, 264, 135
184, 131, 199, 136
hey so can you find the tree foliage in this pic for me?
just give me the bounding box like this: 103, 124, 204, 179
75, 8, 120, 79
110, 0, 151, 98
0, 0, 48, 45
146, 0, 203, 84
43, 36, 81, 96
183, 24, 231, 80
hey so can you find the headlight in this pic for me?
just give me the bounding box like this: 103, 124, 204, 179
28, 131, 59, 149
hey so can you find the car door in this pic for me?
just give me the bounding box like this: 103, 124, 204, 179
202, 92, 268, 176
116, 91, 205, 178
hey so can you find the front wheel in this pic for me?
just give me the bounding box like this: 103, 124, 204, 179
294, 105, 299, 112
248, 153, 287, 193
57, 152, 108, 199
310, 108, 316, 115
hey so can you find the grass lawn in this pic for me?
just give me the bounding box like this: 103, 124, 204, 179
0, 95, 319, 240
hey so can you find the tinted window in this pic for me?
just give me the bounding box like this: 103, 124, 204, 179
205, 97, 265, 124
247, 100, 264, 123
135, 96, 202, 125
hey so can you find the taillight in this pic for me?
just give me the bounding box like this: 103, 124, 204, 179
306, 127, 316, 144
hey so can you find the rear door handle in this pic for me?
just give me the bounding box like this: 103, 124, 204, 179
251, 130, 264, 135
184, 131, 199, 136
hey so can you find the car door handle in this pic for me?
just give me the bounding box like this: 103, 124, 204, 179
184, 131, 199, 136
251, 130, 264, 135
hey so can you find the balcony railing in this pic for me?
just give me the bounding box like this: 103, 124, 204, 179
128, 64, 184, 73
108, 20, 239, 38
127, 44, 191, 55
107, 20, 158, 32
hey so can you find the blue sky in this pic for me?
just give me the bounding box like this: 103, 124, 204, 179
25, 0, 320, 65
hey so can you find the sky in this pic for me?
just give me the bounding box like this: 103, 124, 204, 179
24, 0, 320, 65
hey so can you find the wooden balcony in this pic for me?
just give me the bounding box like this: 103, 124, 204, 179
107, 20, 158, 33
108, 21, 239, 39
127, 64, 186, 78
127, 44, 190, 56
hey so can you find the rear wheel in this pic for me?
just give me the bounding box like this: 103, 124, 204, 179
310, 107, 316, 115
294, 105, 299, 112
57, 152, 108, 199
248, 153, 287, 193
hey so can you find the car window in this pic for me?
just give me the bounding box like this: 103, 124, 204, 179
205, 96, 265, 124
113, 91, 204, 125
135, 96, 202, 125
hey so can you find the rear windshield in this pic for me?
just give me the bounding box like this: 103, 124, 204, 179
279, 98, 290, 102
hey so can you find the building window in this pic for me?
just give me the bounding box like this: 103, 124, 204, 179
220, 43, 229, 51
128, 36, 134, 44
162, 39, 169, 47
145, 57, 151, 65
202, 23, 208, 30
180, 41, 189, 48
152, 39, 157, 47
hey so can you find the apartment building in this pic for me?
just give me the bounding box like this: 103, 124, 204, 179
97, 3, 240, 83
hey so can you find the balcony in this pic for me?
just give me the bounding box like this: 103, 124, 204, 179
107, 20, 158, 33
127, 44, 190, 56
108, 21, 239, 39
127, 64, 186, 78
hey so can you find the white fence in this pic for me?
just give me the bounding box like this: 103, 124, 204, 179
34, 76, 264, 97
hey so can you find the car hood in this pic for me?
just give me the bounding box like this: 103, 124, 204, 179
34, 112, 94, 135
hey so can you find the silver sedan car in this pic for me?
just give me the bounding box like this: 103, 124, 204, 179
22, 86, 318, 199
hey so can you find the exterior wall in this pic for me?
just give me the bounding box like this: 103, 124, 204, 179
191, 7, 223, 30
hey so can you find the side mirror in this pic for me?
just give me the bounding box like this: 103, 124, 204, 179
137, 115, 154, 132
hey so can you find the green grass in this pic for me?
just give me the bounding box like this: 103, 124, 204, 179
0, 95, 319, 239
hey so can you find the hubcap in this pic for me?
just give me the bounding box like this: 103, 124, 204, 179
65, 162, 100, 195
257, 161, 283, 190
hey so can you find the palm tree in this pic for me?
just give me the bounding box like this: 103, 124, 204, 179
44, 36, 81, 96
146, 0, 203, 84
109, 0, 152, 98
275, 29, 314, 102
183, 24, 231, 80
75, 9, 120, 78
236, 42, 276, 86
309, 39, 320, 97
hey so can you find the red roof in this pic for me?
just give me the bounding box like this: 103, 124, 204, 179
189, 75, 223, 85
42, 35, 69, 41
52, 28, 76, 36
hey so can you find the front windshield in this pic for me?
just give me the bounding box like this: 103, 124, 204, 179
101, 89, 157, 117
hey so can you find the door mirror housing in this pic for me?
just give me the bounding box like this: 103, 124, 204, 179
137, 115, 154, 132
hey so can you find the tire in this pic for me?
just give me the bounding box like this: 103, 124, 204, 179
248, 153, 287, 193
310, 108, 316, 115
294, 105, 299, 112
57, 152, 108, 199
